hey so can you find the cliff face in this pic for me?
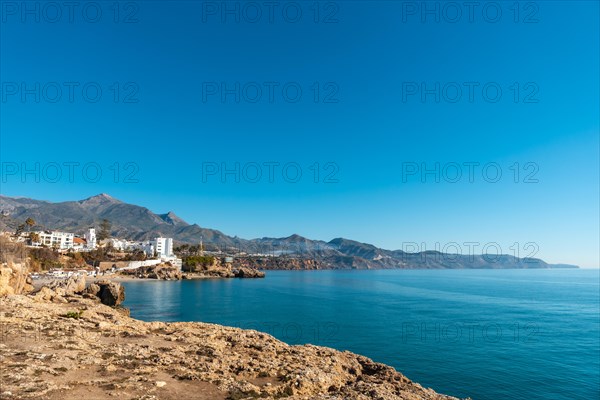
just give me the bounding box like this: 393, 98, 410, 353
0, 292, 462, 400
234, 257, 327, 270
0, 262, 33, 296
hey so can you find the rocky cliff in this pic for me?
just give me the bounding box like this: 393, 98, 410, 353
0, 290, 463, 400
0, 262, 33, 296
120, 264, 184, 280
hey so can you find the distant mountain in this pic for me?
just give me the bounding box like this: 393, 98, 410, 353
0, 193, 239, 248
0, 194, 578, 270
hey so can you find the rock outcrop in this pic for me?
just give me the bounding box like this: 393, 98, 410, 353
95, 280, 125, 307
183, 269, 235, 278
84, 282, 101, 296
45, 275, 86, 296
183, 256, 236, 278
0, 262, 33, 296
234, 267, 266, 278
31, 278, 125, 308
182, 258, 265, 279
0, 293, 464, 400
235, 257, 327, 271
33, 286, 66, 303
120, 264, 183, 280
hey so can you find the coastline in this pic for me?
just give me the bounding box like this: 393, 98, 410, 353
32, 270, 260, 288
0, 288, 464, 400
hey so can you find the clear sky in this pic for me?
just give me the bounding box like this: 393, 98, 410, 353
1, 1, 598, 267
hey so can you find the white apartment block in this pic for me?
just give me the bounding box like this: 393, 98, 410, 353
108, 238, 154, 257
142, 242, 155, 256
155, 237, 174, 258
84, 228, 97, 249
107, 238, 129, 250
36, 231, 74, 250
108, 238, 155, 256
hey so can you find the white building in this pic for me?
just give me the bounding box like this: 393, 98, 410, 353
107, 238, 130, 250
84, 228, 97, 249
35, 231, 74, 250
102, 236, 179, 270
141, 242, 155, 256
101, 237, 173, 258
155, 237, 173, 257
107, 238, 155, 256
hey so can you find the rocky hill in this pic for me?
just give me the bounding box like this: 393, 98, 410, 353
0, 194, 240, 247
0, 194, 578, 270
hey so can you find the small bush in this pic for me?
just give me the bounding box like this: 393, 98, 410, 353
64, 310, 84, 319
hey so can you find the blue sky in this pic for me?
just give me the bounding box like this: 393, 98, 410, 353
1, 1, 599, 267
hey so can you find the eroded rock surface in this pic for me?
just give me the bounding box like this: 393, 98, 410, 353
0, 293, 464, 400
0, 262, 33, 296
95, 280, 125, 307
121, 265, 183, 281
233, 267, 266, 278
45, 275, 86, 296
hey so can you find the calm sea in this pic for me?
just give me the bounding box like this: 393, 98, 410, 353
122, 269, 600, 400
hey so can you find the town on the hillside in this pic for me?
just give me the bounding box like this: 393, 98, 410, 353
1, 218, 266, 280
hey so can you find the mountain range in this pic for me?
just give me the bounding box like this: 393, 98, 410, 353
0, 194, 578, 269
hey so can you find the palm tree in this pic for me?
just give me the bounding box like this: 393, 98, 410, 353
29, 232, 40, 245
98, 219, 111, 240
25, 217, 36, 232
15, 224, 25, 237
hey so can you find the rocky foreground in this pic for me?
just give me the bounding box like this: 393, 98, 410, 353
0, 278, 462, 400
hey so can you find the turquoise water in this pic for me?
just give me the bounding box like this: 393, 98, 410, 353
122, 269, 600, 399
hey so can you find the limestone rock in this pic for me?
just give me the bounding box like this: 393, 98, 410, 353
120, 264, 183, 280
34, 286, 58, 302
0, 266, 14, 296
85, 283, 101, 296
46, 275, 86, 296
0, 262, 33, 296
96, 280, 125, 306
0, 293, 463, 400
234, 267, 266, 278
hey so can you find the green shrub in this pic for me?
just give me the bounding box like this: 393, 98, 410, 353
64, 310, 84, 319
183, 255, 215, 271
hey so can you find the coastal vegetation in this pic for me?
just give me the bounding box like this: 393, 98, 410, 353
63, 309, 84, 319
97, 218, 111, 240
182, 255, 215, 271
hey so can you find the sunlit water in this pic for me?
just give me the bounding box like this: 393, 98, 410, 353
122, 269, 600, 400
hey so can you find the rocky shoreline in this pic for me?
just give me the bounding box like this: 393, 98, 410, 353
1, 266, 463, 400
117, 264, 266, 281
